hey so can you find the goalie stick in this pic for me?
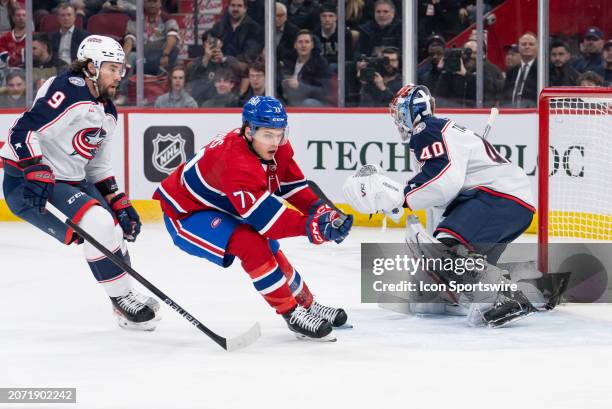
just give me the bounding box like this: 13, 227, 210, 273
45, 202, 261, 352
482, 107, 499, 140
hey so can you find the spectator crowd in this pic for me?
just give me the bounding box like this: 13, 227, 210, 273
0, 0, 610, 108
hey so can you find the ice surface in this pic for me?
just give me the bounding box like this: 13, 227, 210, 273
1, 223, 612, 409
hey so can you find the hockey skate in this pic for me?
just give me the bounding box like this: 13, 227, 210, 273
135, 292, 162, 320
480, 290, 538, 328
282, 306, 335, 342
110, 291, 159, 331
308, 300, 351, 328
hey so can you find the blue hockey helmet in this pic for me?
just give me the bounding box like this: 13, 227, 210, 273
242, 96, 288, 130
389, 84, 435, 142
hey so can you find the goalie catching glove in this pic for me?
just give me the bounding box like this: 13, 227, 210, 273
342, 164, 405, 216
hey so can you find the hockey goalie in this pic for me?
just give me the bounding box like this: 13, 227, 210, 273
343, 84, 544, 327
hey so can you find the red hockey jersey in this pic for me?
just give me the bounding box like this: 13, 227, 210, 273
153, 129, 320, 240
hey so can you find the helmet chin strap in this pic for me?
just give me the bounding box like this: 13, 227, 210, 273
83, 65, 100, 96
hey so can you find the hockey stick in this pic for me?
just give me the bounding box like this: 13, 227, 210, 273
45, 202, 261, 352
307, 180, 348, 228
482, 107, 499, 140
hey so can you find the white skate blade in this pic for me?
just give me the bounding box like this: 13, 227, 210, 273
294, 333, 337, 342
487, 310, 536, 328
113, 308, 157, 332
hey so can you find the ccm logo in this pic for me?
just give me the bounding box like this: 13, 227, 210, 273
310, 219, 322, 242
67, 192, 85, 204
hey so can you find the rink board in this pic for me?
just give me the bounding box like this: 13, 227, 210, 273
0, 108, 558, 234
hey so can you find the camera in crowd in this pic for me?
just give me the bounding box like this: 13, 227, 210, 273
443, 47, 472, 73
359, 55, 390, 84
208, 35, 220, 49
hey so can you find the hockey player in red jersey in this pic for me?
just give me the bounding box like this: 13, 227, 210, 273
153, 96, 354, 341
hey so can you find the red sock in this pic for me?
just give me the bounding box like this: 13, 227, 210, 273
274, 250, 314, 308
227, 225, 296, 314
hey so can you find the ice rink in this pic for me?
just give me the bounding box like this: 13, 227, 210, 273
2, 222, 612, 409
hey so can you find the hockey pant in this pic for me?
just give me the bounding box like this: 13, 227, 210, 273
162, 211, 313, 314
3, 170, 133, 297
434, 189, 534, 264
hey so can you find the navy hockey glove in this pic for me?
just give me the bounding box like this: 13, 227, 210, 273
23, 164, 55, 213
306, 207, 353, 245
110, 193, 141, 242
309, 200, 333, 215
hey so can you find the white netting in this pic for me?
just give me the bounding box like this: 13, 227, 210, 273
547, 96, 612, 240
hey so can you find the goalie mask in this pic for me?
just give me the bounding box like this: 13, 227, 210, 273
389, 85, 435, 143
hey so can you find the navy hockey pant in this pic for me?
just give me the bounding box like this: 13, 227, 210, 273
3, 165, 131, 285
434, 188, 534, 264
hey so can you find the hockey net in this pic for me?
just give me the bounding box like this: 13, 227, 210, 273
538, 87, 612, 272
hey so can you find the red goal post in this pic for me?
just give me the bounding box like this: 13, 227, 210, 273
538, 87, 612, 273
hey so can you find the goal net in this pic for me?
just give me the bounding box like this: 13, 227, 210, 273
538, 87, 612, 272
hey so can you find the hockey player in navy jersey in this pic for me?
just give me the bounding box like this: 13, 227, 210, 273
343, 84, 538, 327
153, 96, 353, 341
0, 35, 159, 330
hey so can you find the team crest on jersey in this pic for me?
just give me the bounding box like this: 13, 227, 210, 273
211, 217, 222, 229
71, 128, 106, 160
413, 122, 426, 135
68, 76, 85, 86
152, 133, 187, 175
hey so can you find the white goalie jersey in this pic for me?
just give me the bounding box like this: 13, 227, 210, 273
0, 70, 118, 184
404, 116, 535, 213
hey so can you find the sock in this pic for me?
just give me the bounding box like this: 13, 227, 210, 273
274, 249, 313, 308
227, 224, 297, 314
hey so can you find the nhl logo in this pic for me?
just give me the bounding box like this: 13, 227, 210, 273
144, 126, 194, 182
152, 133, 187, 175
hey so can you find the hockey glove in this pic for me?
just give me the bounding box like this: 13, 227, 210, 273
306, 207, 353, 245
110, 193, 141, 242
309, 199, 333, 215
342, 164, 405, 215
23, 164, 55, 213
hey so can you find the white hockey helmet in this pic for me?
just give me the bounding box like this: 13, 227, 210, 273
77, 35, 126, 81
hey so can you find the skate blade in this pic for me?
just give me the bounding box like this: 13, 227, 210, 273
335, 323, 353, 330
113, 309, 157, 332
488, 310, 536, 328
116, 317, 157, 331
294, 333, 337, 342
